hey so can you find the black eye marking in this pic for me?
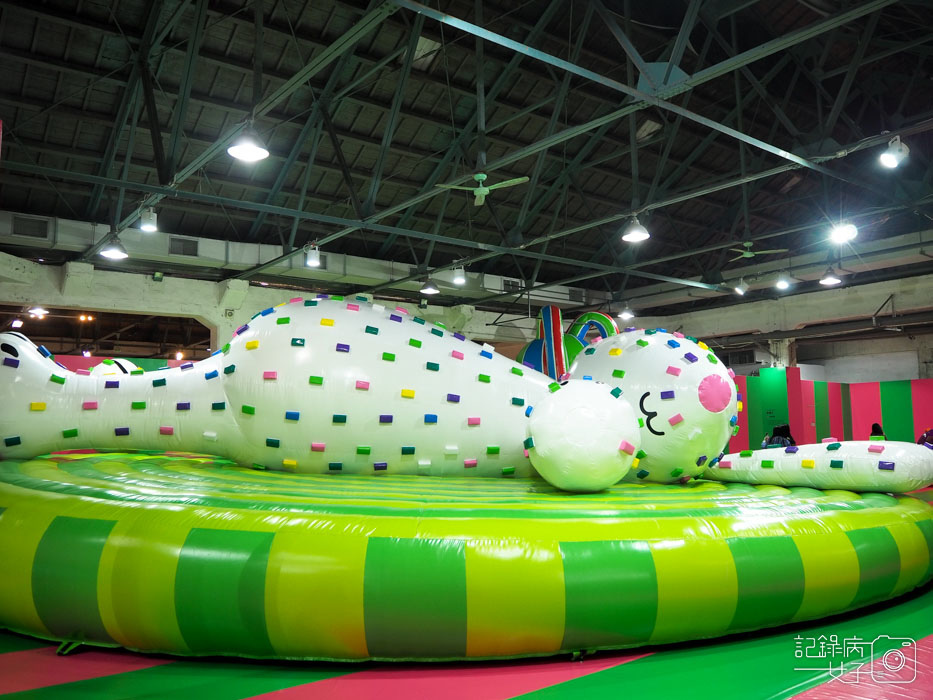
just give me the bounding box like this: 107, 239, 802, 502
0, 342, 18, 358
639, 391, 665, 436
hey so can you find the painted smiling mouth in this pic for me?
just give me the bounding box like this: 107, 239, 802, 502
639, 392, 665, 436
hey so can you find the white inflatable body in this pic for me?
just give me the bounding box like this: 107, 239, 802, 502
0, 297, 638, 490
706, 440, 933, 493
570, 327, 738, 482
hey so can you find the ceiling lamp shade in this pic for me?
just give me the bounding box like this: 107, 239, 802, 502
227, 126, 270, 162
420, 278, 440, 295
775, 275, 791, 291
879, 135, 909, 168
733, 278, 749, 295
830, 222, 857, 244
452, 266, 466, 285
617, 305, 635, 320
10, 319, 24, 328
28, 306, 49, 317
100, 237, 129, 260
139, 207, 158, 232
305, 244, 321, 268
819, 266, 842, 286
621, 216, 650, 242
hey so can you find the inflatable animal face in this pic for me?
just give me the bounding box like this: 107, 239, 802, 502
570, 327, 738, 482
0, 298, 639, 491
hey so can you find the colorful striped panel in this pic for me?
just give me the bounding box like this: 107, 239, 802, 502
911, 379, 933, 444
848, 382, 882, 440
880, 380, 914, 442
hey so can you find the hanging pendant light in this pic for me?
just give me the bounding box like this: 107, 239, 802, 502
621, 216, 650, 242
227, 125, 270, 162
139, 207, 158, 232
305, 244, 321, 268
617, 304, 635, 320
819, 266, 842, 286
452, 266, 466, 285
100, 237, 129, 260
420, 278, 440, 295
879, 135, 909, 168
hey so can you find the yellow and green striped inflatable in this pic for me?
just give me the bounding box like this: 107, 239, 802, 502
1, 451, 931, 661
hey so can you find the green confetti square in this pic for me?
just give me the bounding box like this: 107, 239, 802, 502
356, 445, 371, 455
501, 466, 515, 476
276, 317, 290, 325
382, 352, 395, 362
333, 414, 347, 424
511, 367, 523, 376
707, 354, 718, 363
62, 428, 78, 439
50, 374, 65, 385
366, 326, 379, 335
409, 338, 422, 348
304, 300, 318, 306
431, 328, 444, 337
511, 397, 524, 406
152, 378, 167, 387
309, 375, 324, 385
401, 446, 415, 455
212, 402, 225, 411
131, 401, 146, 410
762, 460, 775, 468
830, 460, 844, 469
636, 339, 649, 347
584, 347, 596, 355
426, 362, 439, 372
291, 338, 305, 347
478, 374, 490, 383
242, 404, 256, 415
670, 468, 683, 477
548, 382, 560, 393
635, 449, 647, 459
610, 387, 622, 398
413, 317, 426, 325
486, 446, 500, 455
130, 369, 144, 375
612, 369, 625, 378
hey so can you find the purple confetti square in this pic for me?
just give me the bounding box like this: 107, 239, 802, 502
924, 442, 933, 450
737, 393, 743, 401
105, 380, 119, 389
624, 327, 636, 332
379, 414, 393, 424
447, 393, 460, 403
180, 362, 194, 370
696, 455, 707, 465
389, 314, 402, 323
336, 343, 350, 353
56, 361, 67, 369
316, 293, 329, 299
114, 427, 130, 436
522, 361, 535, 369
785, 446, 799, 454
236, 324, 249, 335
453, 332, 466, 341
373, 462, 387, 471
3, 357, 19, 368
684, 352, 698, 363
660, 390, 675, 400
176, 402, 191, 411
878, 461, 895, 470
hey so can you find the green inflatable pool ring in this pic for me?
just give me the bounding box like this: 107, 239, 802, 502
0, 451, 931, 661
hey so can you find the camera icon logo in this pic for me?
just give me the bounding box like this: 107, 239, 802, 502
871, 636, 917, 684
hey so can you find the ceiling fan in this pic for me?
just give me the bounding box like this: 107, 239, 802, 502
728, 240, 789, 262
435, 173, 529, 206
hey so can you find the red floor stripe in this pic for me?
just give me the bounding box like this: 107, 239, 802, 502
0, 646, 174, 694
251, 651, 651, 700
791, 635, 933, 700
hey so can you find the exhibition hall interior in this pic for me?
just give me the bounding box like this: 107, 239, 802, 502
0, 0, 932, 698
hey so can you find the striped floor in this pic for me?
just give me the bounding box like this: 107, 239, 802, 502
1, 582, 930, 699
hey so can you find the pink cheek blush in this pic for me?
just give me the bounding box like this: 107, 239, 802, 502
698, 374, 732, 413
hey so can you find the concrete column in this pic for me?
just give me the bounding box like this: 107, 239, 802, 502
768, 338, 796, 367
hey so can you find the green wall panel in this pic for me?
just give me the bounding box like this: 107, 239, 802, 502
879, 380, 915, 442
813, 381, 830, 442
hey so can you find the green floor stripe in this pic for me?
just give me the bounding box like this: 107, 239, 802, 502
879, 380, 915, 442
560, 540, 658, 649
727, 536, 805, 632
364, 537, 467, 659
519, 584, 933, 700
175, 529, 276, 658
31, 516, 116, 644
4, 659, 353, 700
0, 630, 50, 654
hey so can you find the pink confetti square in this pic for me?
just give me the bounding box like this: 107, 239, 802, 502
668, 413, 684, 426
727, 368, 736, 378
311, 442, 326, 452
395, 306, 409, 314
82, 401, 98, 410
463, 458, 478, 468
822, 437, 837, 443
718, 460, 732, 469
451, 350, 464, 360
590, 336, 603, 345
523, 449, 529, 458
618, 439, 635, 455
868, 444, 885, 453
346, 303, 360, 311
263, 371, 277, 380
673, 331, 685, 338
468, 417, 481, 426
289, 297, 302, 303
76, 369, 91, 376
355, 380, 370, 390
159, 426, 174, 435
666, 365, 682, 377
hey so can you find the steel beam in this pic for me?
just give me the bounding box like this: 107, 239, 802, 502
825, 11, 880, 136
591, 0, 656, 91
167, 0, 207, 174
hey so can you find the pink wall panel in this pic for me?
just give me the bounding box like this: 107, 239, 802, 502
848, 382, 882, 440
786, 366, 806, 445
911, 378, 933, 442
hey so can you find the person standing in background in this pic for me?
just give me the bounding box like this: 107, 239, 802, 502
870, 422, 886, 439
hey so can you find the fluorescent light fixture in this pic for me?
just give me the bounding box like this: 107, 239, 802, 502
879, 135, 909, 168
82, 349, 91, 358
830, 222, 857, 243
452, 266, 466, 285
100, 238, 128, 260
617, 305, 635, 320
139, 207, 158, 232
28, 306, 49, 317
819, 266, 842, 286
11, 319, 23, 328
733, 278, 749, 295
621, 216, 650, 242
227, 126, 270, 162
775, 275, 791, 291
420, 278, 440, 295
306, 245, 321, 267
